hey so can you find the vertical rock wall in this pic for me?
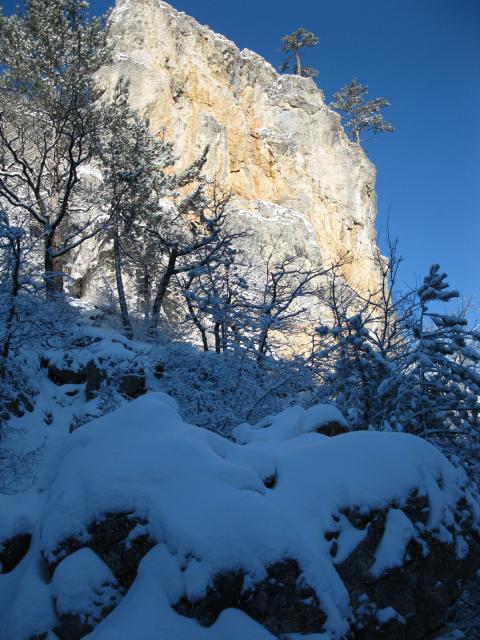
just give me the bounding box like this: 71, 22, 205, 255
96, 0, 382, 298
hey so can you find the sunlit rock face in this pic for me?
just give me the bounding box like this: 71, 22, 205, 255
93, 0, 381, 292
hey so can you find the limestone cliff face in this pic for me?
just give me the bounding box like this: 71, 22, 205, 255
99, 0, 380, 296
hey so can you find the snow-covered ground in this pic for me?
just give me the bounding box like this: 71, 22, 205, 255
1, 382, 479, 638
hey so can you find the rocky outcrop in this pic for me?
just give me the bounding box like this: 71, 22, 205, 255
335, 497, 480, 639
35, 475, 480, 640
173, 559, 327, 636
42, 354, 146, 403
44, 512, 155, 589
77, 0, 381, 303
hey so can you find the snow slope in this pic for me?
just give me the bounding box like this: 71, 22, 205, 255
1, 392, 478, 639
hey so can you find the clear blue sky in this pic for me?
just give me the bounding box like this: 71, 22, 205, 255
3, 0, 480, 310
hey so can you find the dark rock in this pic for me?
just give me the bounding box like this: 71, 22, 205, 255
316, 420, 349, 437
336, 494, 480, 640
54, 615, 93, 640
174, 570, 245, 627
45, 512, 155, 590
174, 559, 326, 636
242, 559, 326, 635
263, 472, 277, 489
154, 363, 165, 379
118, 372, 145, 399
85, 360, 106, 400
0, 533, 32, 573
87, 512, 154, 588
47, 360, 87, 386
5, 392, 34, 417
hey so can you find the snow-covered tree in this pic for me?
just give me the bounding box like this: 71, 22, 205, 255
250, 251, 326, 361
330, 78, 394, 144
180, 240, 250, 353
0, 0, 110, 297
98, 79, 175, 340
314, 308, 393, 430
386, 265, 480, 443
279, 28, 319, 78
145, 174, 238, 334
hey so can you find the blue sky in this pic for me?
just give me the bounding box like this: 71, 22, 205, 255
3, 0, 479, 311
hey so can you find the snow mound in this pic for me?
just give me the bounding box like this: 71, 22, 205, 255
1, 393, 479, 639
233, 403, 346, 443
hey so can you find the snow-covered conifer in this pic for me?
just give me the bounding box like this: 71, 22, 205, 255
388, 265, 480, 446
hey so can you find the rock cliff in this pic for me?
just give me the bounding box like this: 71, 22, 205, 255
94, 0, 381, 297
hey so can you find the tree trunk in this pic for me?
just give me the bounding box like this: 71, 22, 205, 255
1, 237, 21, 370
221, 322, 227, 353
295, 52, 302, 76
256, 312, 272, 362
214, 322, 221, 354
113, 223, 133, 341
44, 231, 64, 299
150, 249, 178, 334
141, 267, 151, 322
256, 329, 269, 363
185, 297, 209, 351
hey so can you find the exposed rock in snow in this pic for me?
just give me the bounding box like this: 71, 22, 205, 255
52, 548, 122, 639
1, 392, 478, 639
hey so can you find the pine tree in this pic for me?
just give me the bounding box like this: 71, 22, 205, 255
99, 79, 174, 340
331, 78, 394, 144
389, 265, 480, 441
0, 0, 110, 297
315, 312, 392, 430
279, 28, 319, 78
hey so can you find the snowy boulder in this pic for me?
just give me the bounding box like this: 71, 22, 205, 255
52, 548, 122, 640
173, 558, 327, 635
84, 360, 107, 400
45, 355, 88, 386
44, 511, 155, 590
43, 333, 147, 404
334, 495, 480, 639
117, 371, 146, 399
233, 403, 348, 444
1, 393, 479, 640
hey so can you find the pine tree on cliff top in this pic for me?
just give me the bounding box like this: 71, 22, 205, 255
331, 78, 394, 144
279, 28, 319, 78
